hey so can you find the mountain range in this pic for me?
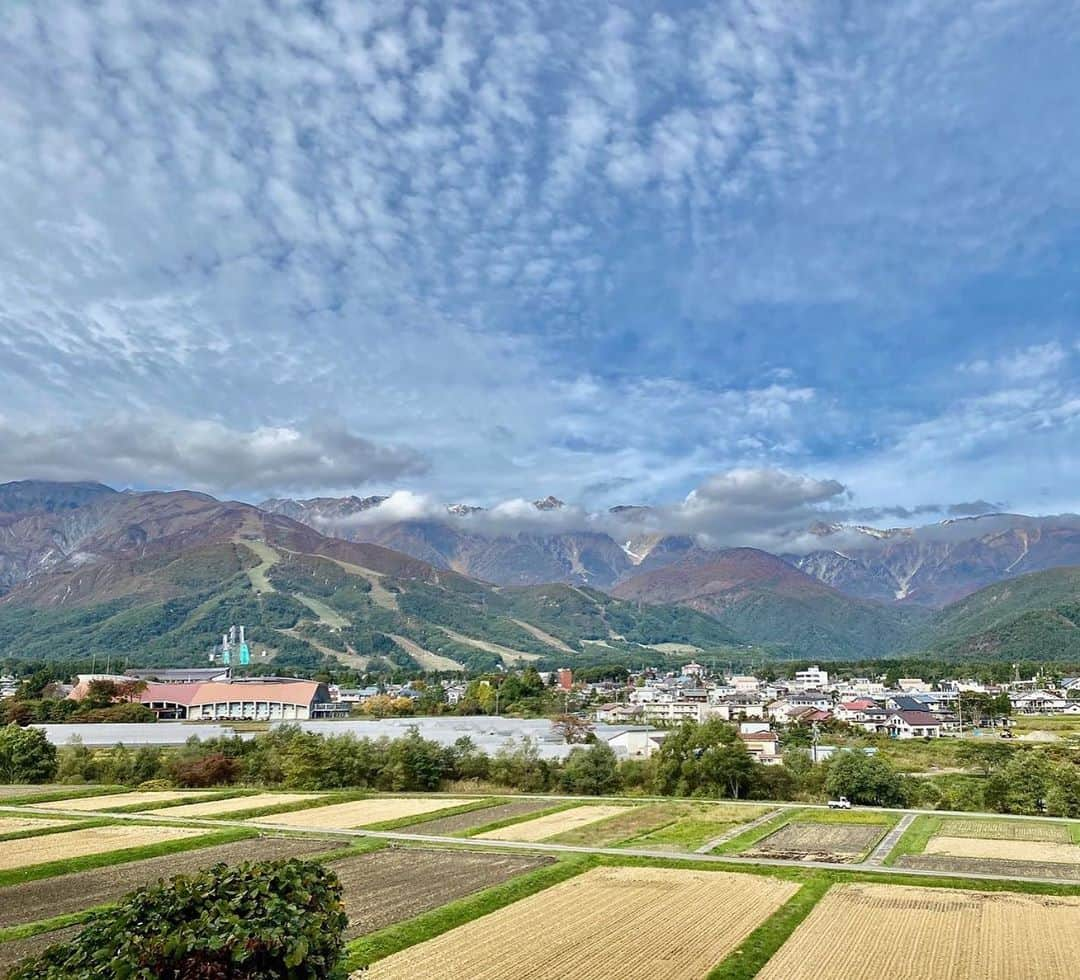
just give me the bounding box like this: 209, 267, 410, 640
2, 480, 1080, 667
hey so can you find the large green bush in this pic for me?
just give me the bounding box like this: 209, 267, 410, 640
9, 860, 347, 980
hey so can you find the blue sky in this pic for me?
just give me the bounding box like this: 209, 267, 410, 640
1, 0, 1079, 535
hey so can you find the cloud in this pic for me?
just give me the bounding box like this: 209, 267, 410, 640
0, 416, 426, 495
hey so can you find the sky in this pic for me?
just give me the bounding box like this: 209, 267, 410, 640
2, 0, 1079, 538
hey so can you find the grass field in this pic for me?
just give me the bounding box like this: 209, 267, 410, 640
619, 803, 773, 852
478, 804, 631, 842
262, 797, 474, 829
755, 882, 1080, 979
357, 865, 799, 979
0, 824, 207, 872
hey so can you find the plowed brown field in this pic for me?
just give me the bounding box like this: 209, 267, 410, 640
744, 821, 885, 862
757, 883, 1080, 980
359, 865, 799, 980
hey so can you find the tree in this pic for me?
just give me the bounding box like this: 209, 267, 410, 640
553, 714, 595, 744
652, 720, 758, 799
0, 724, 58, 784
984, 752, 1052, 814
562, 742, 619, 795
825, 751, 908, 807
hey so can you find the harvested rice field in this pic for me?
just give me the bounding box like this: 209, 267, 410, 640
397, 799, 552, 836
477, 804, 632, 842
545, 802, 690, 847
0, 816, 74, 835
0, 824, 208, 871
744, 821, 886, 862
261, 797, 473, 829
31, 790, 213, 812
359, 865, 798, 980
0, 835, 337, 929
756, 882, 1080, 980
924, 836, 1080, 864
330, 847, 551, 939
896, 853, 1080, 881
149, 793, 322, 817
936, 819, 1072, 842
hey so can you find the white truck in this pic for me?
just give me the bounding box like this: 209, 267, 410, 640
827, 796, 852, 810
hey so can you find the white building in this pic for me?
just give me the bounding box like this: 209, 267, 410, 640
793, 666, 829, 690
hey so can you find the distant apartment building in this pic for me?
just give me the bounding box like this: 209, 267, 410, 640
792, 666, 829, 689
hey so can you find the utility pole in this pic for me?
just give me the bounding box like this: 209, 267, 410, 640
958, 693, 964, 738
811, 721, 820, 764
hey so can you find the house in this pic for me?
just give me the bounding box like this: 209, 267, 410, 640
594, 702, 644, 724
835, 698, 879, 723
738, 728, 782, 765
885, 710, 942, 739
768, 691, 831, 722
711, 693, 768, 720
1011, 690, 1069, 714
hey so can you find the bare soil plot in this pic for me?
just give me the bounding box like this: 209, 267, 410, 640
478, 804, 631, 842
0, 835, 337, 930
0, 824, 207, 872
756, 882, 1080, 980
896, 853, 1080, 881
360, 865, 799, 980
32, 790, 214, 812
0, 924, 82, 974
936, 818, 1071, 843
396, 800, 552, 836
330, 847, 550, 939
745, 821, 886, 863
925, 836, 1080, 864
0, 816, 74, 835
262, 797, 474, 829
149, 793, 322, 818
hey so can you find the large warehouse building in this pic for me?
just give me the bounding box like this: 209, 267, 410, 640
140, 677, 346, 721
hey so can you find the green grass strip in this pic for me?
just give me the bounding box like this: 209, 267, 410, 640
711, 809, 799, 855
883, 814, 942, 866
0, 909, 102, 945
342, 855, 595, 971
0, 826, 256, 888
707, 874, 833, 980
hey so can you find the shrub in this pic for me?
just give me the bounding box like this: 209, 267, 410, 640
0, 723, 58, 783
9, 859, 348, 979
169, 751, 241, 787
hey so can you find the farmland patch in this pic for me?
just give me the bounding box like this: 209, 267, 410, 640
477, 804, 631, 842
0, 835, 337, 930
936, 819, 1071, 843
924, 836, 1080, 864
31, 790, 214, 812
744, 821, 886, 863
359, 865, 798, 980
0, 825, 207, 872
330, 847, 551, 939
895, 853, 1080, 881
149, 793, 323, 818
756, 882, 1080, 980
623, 803, 772, 852
0, 816, 75, 836
396, 800, 552, 837
260, 797, 474, 829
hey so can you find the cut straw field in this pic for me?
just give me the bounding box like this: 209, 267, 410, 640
262, 797, 473, 829
935, 819, 1071, 842
31, 791, 213, 812
357, 866, 798, 980
478, 804, 631, 842
0, 824, 208, 871
151, 793, 322, 817
756, 882, 1080, 980
0, 816, 73, 834
924, 836, 1080, 864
